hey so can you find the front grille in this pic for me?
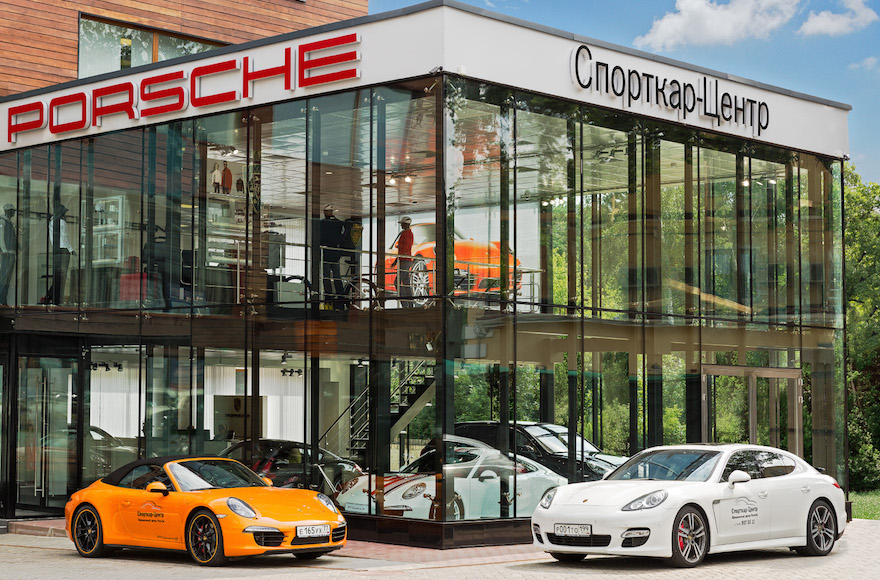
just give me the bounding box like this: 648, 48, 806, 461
290, 535, 330, 546
332, 524, 346, 542
532, 524, 543, 544
547, 533, 612, 547
253, 531, 285, 547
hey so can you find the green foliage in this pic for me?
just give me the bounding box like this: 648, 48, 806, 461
845, 163, 880, 490
851, 490, 880, 520
849, 406, 880, 491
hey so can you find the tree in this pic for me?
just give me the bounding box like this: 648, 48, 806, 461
844, 162, 880, 489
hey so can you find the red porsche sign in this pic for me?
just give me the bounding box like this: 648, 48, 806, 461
6, 33, 361, 144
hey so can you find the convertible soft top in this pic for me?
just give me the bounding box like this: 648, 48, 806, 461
102, 455, 219, 486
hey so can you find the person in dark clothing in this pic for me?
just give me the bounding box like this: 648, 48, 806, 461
320, 204, 345, 309
0, 203, 16, 306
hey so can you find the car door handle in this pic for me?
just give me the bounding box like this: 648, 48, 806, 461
801, 486, 811, 493
122, 500, 131, 507
758, 491, 768, 499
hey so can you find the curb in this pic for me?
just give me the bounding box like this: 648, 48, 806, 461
8, 519, 67, 538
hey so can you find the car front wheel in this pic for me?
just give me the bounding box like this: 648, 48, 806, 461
797, 500, 837, 556
669, 506, 708, 567
187, 510, 228, 566
72, 504, 106, 558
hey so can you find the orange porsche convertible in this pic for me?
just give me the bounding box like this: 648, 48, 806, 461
65, 456, 347, 566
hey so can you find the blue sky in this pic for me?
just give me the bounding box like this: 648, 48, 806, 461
370, 0, 880, 183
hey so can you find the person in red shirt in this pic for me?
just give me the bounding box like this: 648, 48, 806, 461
221, 161, 233, 194
397, 216, 414, 305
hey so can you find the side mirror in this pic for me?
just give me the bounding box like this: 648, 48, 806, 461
478, 469, 498, 482
262, 477, 273, 486
147, 481, 169, 496
517, 445, 537, 457
727, 469, 751, 488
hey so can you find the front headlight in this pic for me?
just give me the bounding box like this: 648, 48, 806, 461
316, 492, 339, 514
622, 490, 668, 511
227, 497, 257, 518
401, 483, 426, 500
538, 488, 557, 509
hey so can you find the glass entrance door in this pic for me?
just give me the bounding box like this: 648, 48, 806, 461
702, 365, 803, 456
15, 356, 79, 515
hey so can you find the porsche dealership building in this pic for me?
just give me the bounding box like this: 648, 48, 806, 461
0, 0, 847, 545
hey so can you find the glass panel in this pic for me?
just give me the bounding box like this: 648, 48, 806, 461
258, 102, 309, 317
157, 35, 219, 61
84, 132, 144, 309
374, 82, 438, 309
78, 19, 153, 78
582, 111, 641, 319
514, 94, 578, 312
708, 374, 748, 443
0, 162, 17, 306
84, 346, 141, 484
597, 349, 644, 456
19, 148, 49, 307
800, 155, 843, 329
699, 145, 741, 320
445, 79, 509, 310
748, 148, 795, 324
16, 356, 78, 512
47, 144, 82, 307
193, 114, 248, 315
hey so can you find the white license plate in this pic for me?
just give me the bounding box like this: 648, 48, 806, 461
296, 525, 331, 538
554, 523, 592, 537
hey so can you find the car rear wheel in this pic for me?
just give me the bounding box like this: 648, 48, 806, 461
797, 500, 837, 556
187, 510, 228, 566
669, 506, 707, 568
549, 552, 586, 562
72, 504, 106, 558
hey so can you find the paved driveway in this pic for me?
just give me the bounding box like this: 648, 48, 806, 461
1, 518, 876, 579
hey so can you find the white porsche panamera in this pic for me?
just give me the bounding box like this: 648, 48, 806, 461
531, 444, 846, 567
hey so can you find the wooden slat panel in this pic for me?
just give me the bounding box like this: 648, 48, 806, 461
0, 0, 368, 97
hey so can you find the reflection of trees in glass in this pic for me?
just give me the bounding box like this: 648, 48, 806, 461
662, 354, 686, 445
712, 375, 748, 443
79, 20, 152, 78
157, 36, 218, 61
78, 19, 220, 80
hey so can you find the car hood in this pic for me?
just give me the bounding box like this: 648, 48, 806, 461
558, 480, 699, 507
199, 487, 338, 520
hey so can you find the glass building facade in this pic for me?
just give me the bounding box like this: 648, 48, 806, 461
0, 3, 845, 542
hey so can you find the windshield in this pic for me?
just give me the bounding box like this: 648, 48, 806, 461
607, 449, 721, 482
541, 425, 600, 454
169, 459, 267, 491
522, 425, 569, 454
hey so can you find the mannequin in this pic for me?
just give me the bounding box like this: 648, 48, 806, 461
212, 163, 221, 193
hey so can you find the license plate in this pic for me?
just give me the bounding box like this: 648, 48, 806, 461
296, 525, 331, 538
554, 523, 592, 537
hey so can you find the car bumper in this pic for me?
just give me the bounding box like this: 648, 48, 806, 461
219, 515, 347, 557
531, 503, 677, 558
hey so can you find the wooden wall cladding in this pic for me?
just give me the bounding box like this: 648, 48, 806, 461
0, 0, 369, 97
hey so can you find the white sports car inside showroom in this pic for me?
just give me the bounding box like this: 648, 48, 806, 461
531, 444, 846, 567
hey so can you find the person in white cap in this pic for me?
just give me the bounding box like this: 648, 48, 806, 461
320, 203, 345, 308
0, 203, 16, 306
397, 216, 414, 305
